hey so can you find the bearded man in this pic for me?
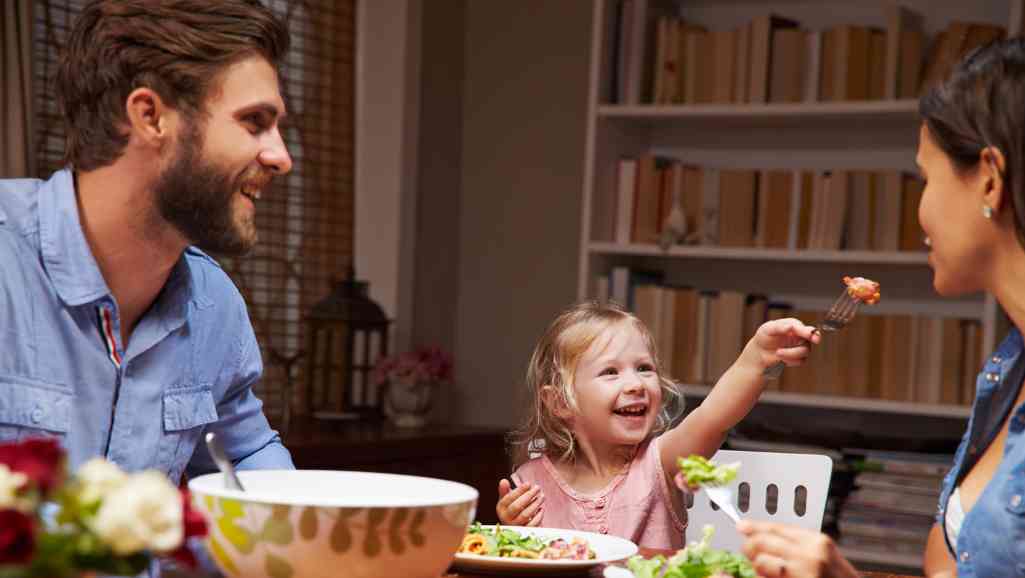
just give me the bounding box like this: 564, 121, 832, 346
0, 0, 295, 487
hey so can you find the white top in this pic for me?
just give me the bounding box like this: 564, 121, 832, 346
944, 486, 965, 551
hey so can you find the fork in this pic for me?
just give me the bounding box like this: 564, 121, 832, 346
705, 485, 742, 525
762, 288, 861, 379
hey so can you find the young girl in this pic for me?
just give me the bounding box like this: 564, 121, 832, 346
495, 300, 819, 549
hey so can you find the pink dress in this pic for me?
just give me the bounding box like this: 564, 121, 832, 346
511, 435, 687, 549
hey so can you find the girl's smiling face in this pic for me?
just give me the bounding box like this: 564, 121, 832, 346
568, 321, 663, 452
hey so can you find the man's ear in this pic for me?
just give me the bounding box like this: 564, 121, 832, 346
980, 146, 1007, 214
540, 385, 573, 420
125, 87, 174, 151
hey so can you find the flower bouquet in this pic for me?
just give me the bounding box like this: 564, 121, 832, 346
0, 437, 207, 577
372, 346, 454, 427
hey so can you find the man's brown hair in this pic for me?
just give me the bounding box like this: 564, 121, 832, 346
57, 0, 290, 171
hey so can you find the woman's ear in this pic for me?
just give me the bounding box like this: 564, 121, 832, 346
540, 385, 573, 420
980, 146, 1007, 214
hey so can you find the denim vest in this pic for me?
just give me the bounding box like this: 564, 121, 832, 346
937, 327, 1025, 576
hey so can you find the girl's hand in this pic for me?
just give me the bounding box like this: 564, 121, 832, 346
496, 478, 544, 526
672, 471, 701, 493
749, 317, 821, 371
737, 520, 859, 578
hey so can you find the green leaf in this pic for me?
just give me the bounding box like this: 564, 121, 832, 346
364, 508, 387, 557
387, 507, 409, 554
261, 512, 295, 545
218, 517, 255, 554
220, 497, 246, 519
265, 552, 295, 578
676, 455, 739, 488
299, 506, 319, 540
208, 536, 240, 576
330, 514, 354, 553
409, 508, 426, 547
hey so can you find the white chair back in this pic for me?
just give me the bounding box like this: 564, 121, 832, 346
683, 449, 833, 551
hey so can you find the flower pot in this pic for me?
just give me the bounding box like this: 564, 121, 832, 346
384, 381, 437, 428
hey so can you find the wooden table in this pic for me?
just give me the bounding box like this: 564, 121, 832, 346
284, 418, 508, 523
443, 547, 921, 578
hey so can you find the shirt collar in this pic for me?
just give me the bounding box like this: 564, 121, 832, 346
38, 168, 197, 320
39, 169, 111, 306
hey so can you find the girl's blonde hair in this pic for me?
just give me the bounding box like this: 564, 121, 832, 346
508, 300, 685, 468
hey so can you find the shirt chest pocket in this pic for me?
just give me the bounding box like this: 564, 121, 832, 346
158, 386, 219, 483
0, 380, 71, 442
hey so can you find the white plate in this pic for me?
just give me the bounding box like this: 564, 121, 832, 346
451, 525, 639, 575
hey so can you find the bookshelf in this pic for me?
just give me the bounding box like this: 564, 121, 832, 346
579, 0, 1023, 571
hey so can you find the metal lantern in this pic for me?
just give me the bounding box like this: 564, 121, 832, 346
304, 269, 390, 420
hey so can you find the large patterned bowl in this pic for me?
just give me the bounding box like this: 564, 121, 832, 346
188, 470, 478, 578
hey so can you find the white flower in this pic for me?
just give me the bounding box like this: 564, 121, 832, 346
0, 464, 29, 511
90, 470, 183, 555
76, 458, 128, 504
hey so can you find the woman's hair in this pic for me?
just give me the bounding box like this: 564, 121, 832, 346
57, 0, 290, 171
920, 36, 1025, 249
507, 300, 685, 468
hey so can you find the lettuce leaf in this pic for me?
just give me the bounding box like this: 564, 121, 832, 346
677, 455, 739, 488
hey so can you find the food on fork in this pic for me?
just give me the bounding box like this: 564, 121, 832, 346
673, 455, 739, 492
842, 275, 881, 305
458, 522, 596, 560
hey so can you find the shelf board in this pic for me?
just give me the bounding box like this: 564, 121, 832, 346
596, 100, 920, 130
681, 384, 971, 419
840, 546, 923, 571
588, 242, 930, 265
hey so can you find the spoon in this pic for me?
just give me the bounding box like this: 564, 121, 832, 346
205, 432, 245, 492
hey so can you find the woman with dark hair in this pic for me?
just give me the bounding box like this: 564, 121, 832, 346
736, 37, 1025, 578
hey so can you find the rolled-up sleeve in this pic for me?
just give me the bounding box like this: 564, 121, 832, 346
186, 314, 294, 477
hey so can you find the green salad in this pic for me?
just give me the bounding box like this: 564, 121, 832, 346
464, 522, 547, 557
676, 455, 739, 488
625, 525, 756, 578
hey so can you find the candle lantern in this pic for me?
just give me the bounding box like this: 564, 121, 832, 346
304, 268, 390, 420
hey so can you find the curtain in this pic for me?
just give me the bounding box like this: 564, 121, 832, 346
1, 0, 34, 177
32, 0, 357, 427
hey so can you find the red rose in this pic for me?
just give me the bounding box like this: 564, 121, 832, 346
169, 489, 208, 569
0, 437, 65, 495
181, 489, 208, 539
0, 509, 36, 564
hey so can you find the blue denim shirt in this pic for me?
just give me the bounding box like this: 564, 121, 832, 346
0, 169, 294, 483
937, 326, 1025, 577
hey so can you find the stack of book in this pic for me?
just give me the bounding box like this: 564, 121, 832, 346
610, 160, 926, 254
610, 0, 1005, 106
596, 268, 984, 406
837, 449, 952, 559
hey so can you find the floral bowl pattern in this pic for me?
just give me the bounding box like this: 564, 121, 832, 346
188, 470, 477, 578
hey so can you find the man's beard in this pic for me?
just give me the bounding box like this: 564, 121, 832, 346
153, 122, 259, 256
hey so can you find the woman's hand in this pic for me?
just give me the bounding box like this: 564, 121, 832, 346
746, 317, 821, 372
737, 520, 859, 578
496, 478, 544, 526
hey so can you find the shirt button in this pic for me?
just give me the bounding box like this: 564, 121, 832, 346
596, 498, 606, 509
599, 526, 608, 534
1012, 495, 1022, 508
992, 356, 1002, 363
30, 407, 44, 423
986, 372, 1000, 382
961, 551, 970, 563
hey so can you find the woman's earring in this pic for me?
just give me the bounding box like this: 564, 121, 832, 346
983, 205, 994, 219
